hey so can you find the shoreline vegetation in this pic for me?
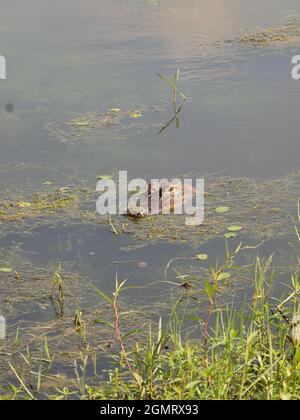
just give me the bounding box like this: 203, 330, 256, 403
0, 205, 299, 400
90, 251, 300, 401
0, 161, 299, 401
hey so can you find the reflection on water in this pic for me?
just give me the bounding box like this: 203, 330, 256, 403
0, 0, 299, 179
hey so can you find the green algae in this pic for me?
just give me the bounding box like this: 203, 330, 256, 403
113, 171, 300, 246
237, 15, 300, 47
0, 189, 80, 224
1, 171, 299, 248
0, 169, 299, 395
45, 106, 160, 144
0, 262, 163, 395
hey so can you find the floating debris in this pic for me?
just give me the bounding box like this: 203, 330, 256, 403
45, 107, 150, 143
237, 15, 300, 47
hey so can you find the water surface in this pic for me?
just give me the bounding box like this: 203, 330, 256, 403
0, 0, 300, 388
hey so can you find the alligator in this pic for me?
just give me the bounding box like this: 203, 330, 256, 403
126, 179, 196, 219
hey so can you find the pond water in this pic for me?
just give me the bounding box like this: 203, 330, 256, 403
0, 0, 300, 392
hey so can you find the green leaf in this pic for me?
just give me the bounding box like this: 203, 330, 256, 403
0, 268, 13, 273
132, 372, 143, 386
215, 206, 230, 213
156, 73, 173, 86
204, 281, 215, 299
129, 111, 142, 119
227, 225, 243, 232
294, 347, 300, 364
179, 91, 188, 101
92, 286, 113, 305
217, 273, 231, 280
185, 380, 201, 390
196, 254, 208, 261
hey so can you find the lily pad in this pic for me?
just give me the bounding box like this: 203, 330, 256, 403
215, 206, 230, 213
196, 254, 208, 260
129, 111, 142, 119
0, 268, 13, 273
227, 225, 243, 232
109, 108, 122, 113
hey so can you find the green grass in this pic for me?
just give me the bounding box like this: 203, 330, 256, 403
1, 209, 300, 400
2, 254, 299, 400
85, 256, 300, 401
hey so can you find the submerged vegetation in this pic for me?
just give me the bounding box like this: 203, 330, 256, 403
1, 233, 300, 399
0, 202, 298, 400
45, 106, 151, 144
237, 15, 300, 47
116, 171, 300, 245
0, 166, 299, 400
0, 170, 299, 247
0, 188, 79, 224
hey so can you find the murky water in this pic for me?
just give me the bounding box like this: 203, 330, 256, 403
0, 0, 300, 391
1, 0, 300, 180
